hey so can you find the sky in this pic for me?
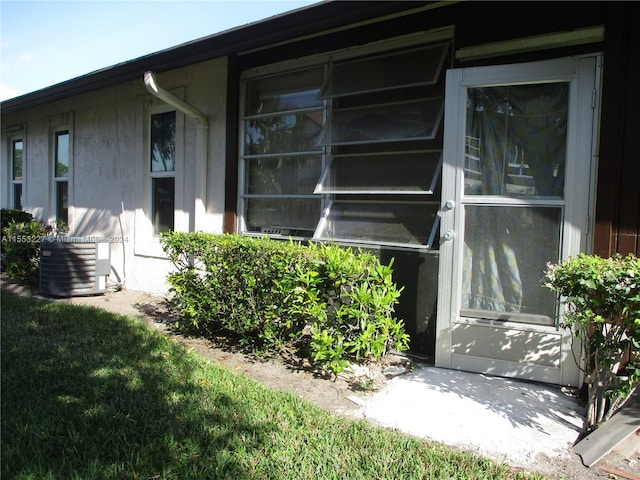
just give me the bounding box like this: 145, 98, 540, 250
0, 0, 319, 101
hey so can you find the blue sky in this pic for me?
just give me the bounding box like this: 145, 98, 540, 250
0, 0, 318, 101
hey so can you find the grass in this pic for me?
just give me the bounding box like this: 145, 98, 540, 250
1, 290, 545, 480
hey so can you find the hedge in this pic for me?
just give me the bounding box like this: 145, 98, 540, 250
544, 253, 640, 430
1, 209, 53, 286
161, 232, 409, 375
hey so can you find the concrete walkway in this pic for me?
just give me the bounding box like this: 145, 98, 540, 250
361, 365, 586, 467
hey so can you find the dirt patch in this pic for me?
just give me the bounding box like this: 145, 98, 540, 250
2, 279, 638, 480
132, 292, 406, 417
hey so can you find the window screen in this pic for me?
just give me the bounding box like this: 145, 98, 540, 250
316, 151, 441, 194
240, 67, 324, 237
315, 198, 441, 248
318, 98, 444, 146
321, 43, 449, 98
240, 39, 450, 248
314, 42, 449, 248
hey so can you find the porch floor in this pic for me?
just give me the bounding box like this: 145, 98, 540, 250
361, 365, 586, 468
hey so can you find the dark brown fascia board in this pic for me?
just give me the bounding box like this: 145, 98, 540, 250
1, 1, 425, 114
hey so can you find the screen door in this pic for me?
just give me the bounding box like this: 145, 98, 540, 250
436, 57, 599, 386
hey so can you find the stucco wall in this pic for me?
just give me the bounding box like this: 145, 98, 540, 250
1, 57, 228, 294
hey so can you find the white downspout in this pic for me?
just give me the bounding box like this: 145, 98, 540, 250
143, 71, 209, 232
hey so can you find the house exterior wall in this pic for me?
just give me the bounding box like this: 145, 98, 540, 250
1, 2, 638, 362
1, 57, 227, 293
227, 1, 639, 261
594, 11, 640, 257
220, 1, 638, 357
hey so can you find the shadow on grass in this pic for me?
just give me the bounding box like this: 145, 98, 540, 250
1, 291, 275, 479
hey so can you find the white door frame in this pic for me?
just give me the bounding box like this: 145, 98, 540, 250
435, 56, 600, 387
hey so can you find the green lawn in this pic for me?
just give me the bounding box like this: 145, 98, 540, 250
1, 290, 544, 480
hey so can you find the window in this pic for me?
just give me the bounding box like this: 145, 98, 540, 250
240, 67, 324, 237
239, 38, 450, 248
54, 130, 69, 224
11, 139, 23, 210
320, 43, 449, 98
149, 110, 176, 235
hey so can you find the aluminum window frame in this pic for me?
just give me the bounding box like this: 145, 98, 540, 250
52, 127, 71, 226
313, 197, 442, 249
10, 136, 24, 210
317, 96, 445, 147
238, 30, 453, 249
148, 108, 177, 236
315, 150, 442, 195
238, 65, 327, 240
320, 41, 450, 99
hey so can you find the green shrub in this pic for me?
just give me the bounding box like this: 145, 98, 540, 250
0, 210, 65, 286
161, 232, 409, 375
1, 218, 53, 286
1, 209, 34, 272
543, 253, 640, 430
1, 208, 33, 232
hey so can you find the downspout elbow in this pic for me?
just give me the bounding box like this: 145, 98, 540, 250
143, 71, 208, 127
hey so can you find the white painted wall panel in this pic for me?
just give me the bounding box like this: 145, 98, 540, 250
1, 57, 228, 295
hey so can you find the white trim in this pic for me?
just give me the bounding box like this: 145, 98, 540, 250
450, 354, 562, 385
144, 72, 209, 232
460, 196, 565, 206
48, 112, 74, 230
9, 135, 25, 210
435, 67, 463, 368
456, 26, 604, 61
3, 124, 26, 210
148, 109, 177, 238
460, 57, 578, 86
453, 315, 563, 334
134, 96, 186, 259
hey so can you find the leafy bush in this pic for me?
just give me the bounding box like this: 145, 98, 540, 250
543, 253, 640, 430
1, 209, 34, 272
161, 232, 409, 375
0, 209, 66, 286
1, 216, 53, 286
1, 208, 33, 232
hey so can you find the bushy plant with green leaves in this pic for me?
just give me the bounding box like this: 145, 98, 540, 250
1, 210, 60, 287
161, 233, 307, 343
161, 232, 409, 375
299, 243, 409, 374
1, 208, 33, 232
543, 253, 640, 430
